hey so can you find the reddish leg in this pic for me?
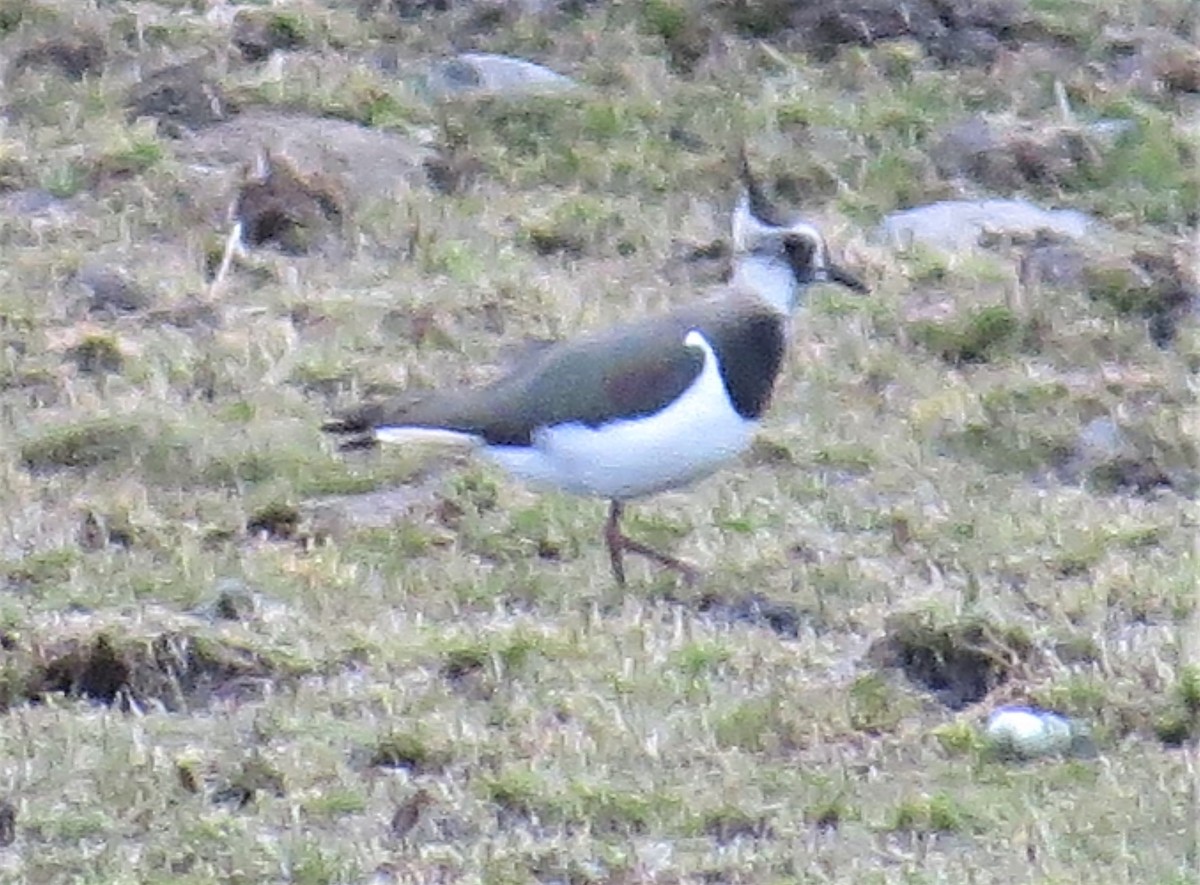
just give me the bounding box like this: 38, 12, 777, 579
604, 501, 700, 586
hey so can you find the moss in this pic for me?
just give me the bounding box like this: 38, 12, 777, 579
0, 0, 57, 34
1075, 114, 1198, 226
445, 470, 500, 515
65, 335, 124, 374
245, 501, 301, 541
671, 641, 731, 679
440, 645, 488, 681
214, 755, 286, 807
1159, 665, 1200, 745
909, 305, 1025, 364
712, 697, 803, 753
41, 161, 88, 198
696, 805, 772, 840
1083, 256, 1193, 346
520, 195, 637, 260
639, 0, 712, 73
10, 32, 106, 81
565, 784, 660, 835
369, 731, 450, 773
303, 787, 367, 819
887, 792, 975, 834
716, 0, 797, 38
1180, 666, 1200, 716
1033, 674, 1142, 745
232, 9, 309, 62
942, 421, 1074, 475
1155, 713, 1192, 747
0, 629, 299, 713
3, 547, 79, 591
482, 769, 546, 821
932, 720, 983, 756
805, 798, 858, 830
20, 419, 148, 472
197, 446, 383, 495
91, 139, 164, 183
813, 444, 876, 474
847, 673, 907, 734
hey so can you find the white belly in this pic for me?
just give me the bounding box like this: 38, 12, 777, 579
484, 331, 756, 500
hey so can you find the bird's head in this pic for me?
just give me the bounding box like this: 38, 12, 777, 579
731, 150, 868, 296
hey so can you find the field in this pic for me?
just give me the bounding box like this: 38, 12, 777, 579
0, 0, 1197, 881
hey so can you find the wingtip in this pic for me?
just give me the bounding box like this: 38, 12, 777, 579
321, 399, 386, 435
321, 416, 366, 434
321, 413, 379, 451
336, 433, 380, 452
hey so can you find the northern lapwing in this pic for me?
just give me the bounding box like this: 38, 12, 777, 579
323, 157, 867, 585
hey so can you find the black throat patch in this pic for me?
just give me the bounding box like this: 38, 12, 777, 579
784, 234, 821, 285
700, 310, 786, 420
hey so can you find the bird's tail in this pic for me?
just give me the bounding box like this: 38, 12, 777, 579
322, 411, 481, 453
321, 404, 385, 451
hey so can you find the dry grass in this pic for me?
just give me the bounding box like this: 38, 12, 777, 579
0, 0, 1196, 881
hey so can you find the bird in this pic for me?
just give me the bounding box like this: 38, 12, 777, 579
389, 788, 435, 844
323, 155, 868, 585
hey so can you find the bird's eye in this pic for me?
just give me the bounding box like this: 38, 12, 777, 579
784, 235, 815, 266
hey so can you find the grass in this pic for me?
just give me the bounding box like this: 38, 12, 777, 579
0, 0, 1195, 881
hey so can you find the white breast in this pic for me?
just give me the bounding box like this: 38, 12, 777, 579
485, 330, 757, 500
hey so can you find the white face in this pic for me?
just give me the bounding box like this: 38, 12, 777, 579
731, 191, 828, 277
730, 189, 868, 294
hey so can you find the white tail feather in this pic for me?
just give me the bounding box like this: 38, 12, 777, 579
373, 426, 482, 449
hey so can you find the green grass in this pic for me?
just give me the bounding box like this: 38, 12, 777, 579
0, 0, 1195, 881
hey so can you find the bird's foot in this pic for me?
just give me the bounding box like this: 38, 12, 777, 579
604, 502, 700, 586
604, 527, 700, 582
610, 534, 701, 587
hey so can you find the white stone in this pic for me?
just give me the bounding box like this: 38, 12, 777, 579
985, 706, 1074, 759
426, 53, 579, 99
875, 200, 1098, 253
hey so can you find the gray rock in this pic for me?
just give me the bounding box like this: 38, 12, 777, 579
127, 59, 236, 137
933, 115, 1133, 191
1087, 118, 1138, 145
425, 53, 579, 99
0, 189, 73, 219
76, 263, 155, 315
9, 31, 106, 82
1103, 27, 1200, 96
195, 578, 292, 625
875, 199, 1097, 253
931, 116, 1029, 190
200, 578, 258, 622
1018, 243, 1088, 289
985, 706, 1095, 760
928, 27, 1001, 67
1075, 417, 1126, 462
1061, 414, 1194, 496
176, 110, 430, 212
786, 0, 1027, 66
231, 9, 306, 63
932, 116, 996, 170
